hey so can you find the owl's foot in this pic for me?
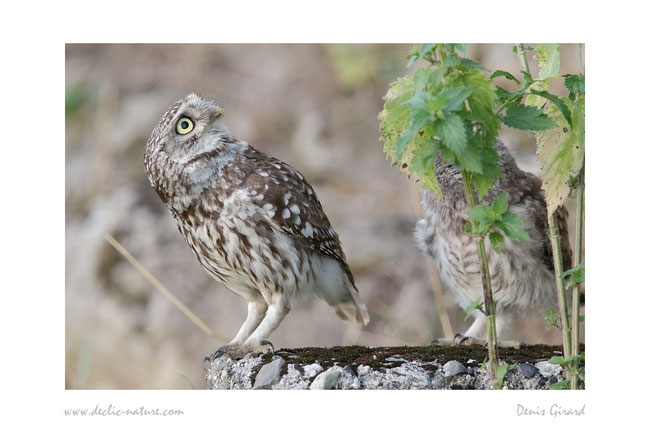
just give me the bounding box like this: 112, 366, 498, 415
429, 334, 484, 346
203, 340, 275, 367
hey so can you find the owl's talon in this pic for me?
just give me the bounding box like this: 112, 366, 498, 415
202, 355, 212, 372
260, 340, 275, 354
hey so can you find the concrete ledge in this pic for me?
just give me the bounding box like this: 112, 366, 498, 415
205, 345, 584, 390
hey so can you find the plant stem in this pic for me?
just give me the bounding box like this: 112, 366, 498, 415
548, 213, 572, 357
570, 166, 585, 390
518, 42, 574, 383
461, 170, 501, 389
517, 44, 531, 75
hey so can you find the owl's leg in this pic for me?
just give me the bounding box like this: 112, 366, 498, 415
229, 301, 268, 345
206, 301, 289, 362
243, 301, 290, 349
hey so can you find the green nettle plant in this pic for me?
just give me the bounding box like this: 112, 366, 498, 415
380, 43, 585, 390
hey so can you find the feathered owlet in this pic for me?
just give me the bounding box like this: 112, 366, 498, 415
145, 93, 369, 360
415, 139, 572, 344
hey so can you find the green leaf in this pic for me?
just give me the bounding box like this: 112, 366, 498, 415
528, 90, 572, 127
549, 353, 585, 366
545, 308, 559, 329
491, 193, 509, 216
495, 86, 511, 104
563, 73, 585, 94
395, 109, 432, 160
534, 44, 561, 80
535, 97, 585, 214
497, 364, 515, 386
460, 57, 488, 71
548, 355, 568, 365
495, 212, 531, 241
420, 43, 437, 55
438, 87, 475, 112
502, 104, 556, 131
489, 231, 505, 253
527, 44, 560, 107
410, 139, 443, 198
469, 204, 494, 234
561, 260, 585, 288
380, 75, 415, 163
434, 113, 467, 152
490, 70, 521, 86
522, 71, 534, 88
465, 298, 484, 320
413, 67, 444, 93
549, 380, 570, 390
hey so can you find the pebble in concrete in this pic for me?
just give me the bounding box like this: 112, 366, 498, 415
310, 367, 340, 390
253, 357, 285, 389
517, 363, 538, 378
443, 360, 468, 377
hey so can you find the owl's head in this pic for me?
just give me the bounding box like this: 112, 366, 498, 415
145, 93, 242, 210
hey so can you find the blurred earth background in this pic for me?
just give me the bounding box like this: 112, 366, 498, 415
65, 44, 584, 389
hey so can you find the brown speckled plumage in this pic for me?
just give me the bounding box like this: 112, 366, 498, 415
145, 93, 368, 358
415, 139, 572, 340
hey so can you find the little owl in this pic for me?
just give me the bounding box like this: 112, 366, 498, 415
145, 93, 369, 360
415, 139, 572, 344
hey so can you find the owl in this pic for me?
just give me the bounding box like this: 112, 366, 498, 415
415, 139, 572, 344
145, 93, 369, 360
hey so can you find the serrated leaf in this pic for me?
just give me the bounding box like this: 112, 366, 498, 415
434, 113, 467, 152
410, 138, 443, 198
545, 308, 559, 328
535, 97, 585, 214
460, 57, 488, 71
548, 355, 568, 365
534, 44, 561, 80
380, 75, 415, 163
491, 193, 509, 216
549, 380, 570, 390
563, 73, 585, 94
413, 68, 444, 93
528, 90, 572, 127
395, 109, 433, 160
502, 104, 556, 131
561, 260, 585, 288
526, 44, 560, 107
489, 231, 505, 253
490, 70, 521, 86
438, 87, 475, 112
495, 86, 511, 104
496, 212, 531, 241
469, 204, 493, 224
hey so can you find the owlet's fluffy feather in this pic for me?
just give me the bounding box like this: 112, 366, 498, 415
415, 139, 572, 342
145, 93, 368, 358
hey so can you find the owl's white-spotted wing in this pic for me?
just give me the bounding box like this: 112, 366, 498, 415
242, 149, 354, 283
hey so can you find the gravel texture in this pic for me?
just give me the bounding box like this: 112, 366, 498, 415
205, 345, 584, 390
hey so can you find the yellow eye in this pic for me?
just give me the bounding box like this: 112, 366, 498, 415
176, 117, 194, 135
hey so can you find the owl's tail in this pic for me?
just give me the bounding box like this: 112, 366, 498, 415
334, 289, 370, 326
